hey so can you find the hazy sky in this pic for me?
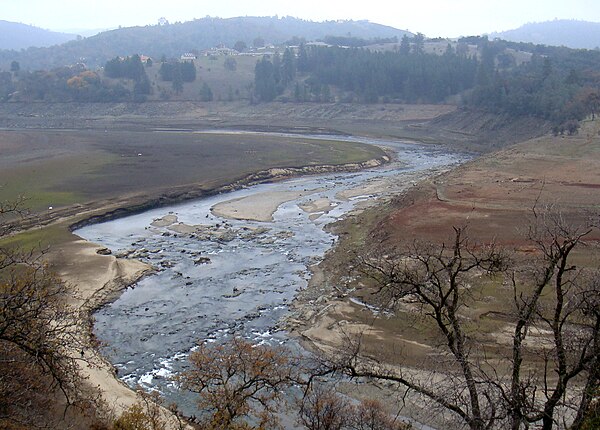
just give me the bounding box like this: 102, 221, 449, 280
2, 0, 600, 37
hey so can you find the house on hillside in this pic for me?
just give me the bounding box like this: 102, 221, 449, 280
203, 46, 239, 57
306, 41, 332, 48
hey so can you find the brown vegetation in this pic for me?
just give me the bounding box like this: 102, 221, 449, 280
179, 338, 297, 429
292, 119, 600, 429
298, 385, 410, 430
327, 212, 599, 429
0, 199, 91, 428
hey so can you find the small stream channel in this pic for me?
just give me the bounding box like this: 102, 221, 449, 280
74, 134, 467, 417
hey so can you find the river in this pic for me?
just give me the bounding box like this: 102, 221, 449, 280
74, 133, 467, 416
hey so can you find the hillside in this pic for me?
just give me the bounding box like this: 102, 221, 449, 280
492, 19, 600, 49
0, 20, 77, 50
0, 16, 412, 70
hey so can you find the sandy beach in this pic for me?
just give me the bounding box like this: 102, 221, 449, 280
48, 239, 188, 428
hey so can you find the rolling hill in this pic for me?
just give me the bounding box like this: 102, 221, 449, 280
0, 16, 412, 70
492, 20, 600, 50
0, 20, 77, 50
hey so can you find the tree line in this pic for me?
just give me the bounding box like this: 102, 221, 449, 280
468, 38, 600, 131
253, 38, 478, 103
253, 36, 600, 129
104, 55, 152, 100
305, 43, 477, 103
158, 59, 197, 95
0, 54, 204, 102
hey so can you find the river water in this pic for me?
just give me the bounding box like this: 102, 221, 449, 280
75, 134, 467, 415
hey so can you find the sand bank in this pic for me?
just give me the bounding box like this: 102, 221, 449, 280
48, 239, 188, 428
211, 190, 312, 221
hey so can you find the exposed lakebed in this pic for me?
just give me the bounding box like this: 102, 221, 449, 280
75, 134, 467, 413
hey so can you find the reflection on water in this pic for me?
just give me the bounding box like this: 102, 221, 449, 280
75, 136, 466, 413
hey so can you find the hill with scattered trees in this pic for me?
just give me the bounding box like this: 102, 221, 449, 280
0, 16, 412, 70
2, 23, 600, 134
252, 36, 600, 131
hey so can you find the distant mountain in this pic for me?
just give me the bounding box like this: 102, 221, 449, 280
0, 20, 77, 50
491, 20, 600, 50
0, 16, 412, 70
58, 27, 115, 38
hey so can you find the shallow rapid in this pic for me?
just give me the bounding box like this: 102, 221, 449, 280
75, 134, 467, 413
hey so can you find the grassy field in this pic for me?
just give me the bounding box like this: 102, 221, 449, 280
0, 101, 465, 253
107, 55, 259, 102
0, 128, 384, 217
0, 123, 388, 254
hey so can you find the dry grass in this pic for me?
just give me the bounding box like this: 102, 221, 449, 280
306, 118, 600, 376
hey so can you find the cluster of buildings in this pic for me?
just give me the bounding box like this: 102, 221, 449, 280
179, 43, 305, 61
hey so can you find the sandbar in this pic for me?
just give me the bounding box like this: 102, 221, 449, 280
211, 190, 307, 222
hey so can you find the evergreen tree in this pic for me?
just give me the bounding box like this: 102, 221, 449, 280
180, 61, 196, 82
321, 84, 332, 102
199, 82, 213, 101
133, 75, 151, 96
272, 52, 282, 87
412, 33, 425, 55
399, 35, 411, 55
233, 41, 247, 53
159, 61, 174, 81
297, 44, 309, 73
104, 55, 147, 83
282, 48, 296, 86
254, 57, 278, 102
294, 82, 302, 102
253, 37, 265, 48
224, 57, 237, 71
172, 65, 183, 94
129, 54, 146, 82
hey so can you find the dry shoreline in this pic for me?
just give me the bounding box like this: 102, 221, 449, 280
48, 240, 156, 417
282, 119, 600, 429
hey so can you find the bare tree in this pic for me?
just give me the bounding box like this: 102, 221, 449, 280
0, 200, 85, 428
298, 383, 410, 430
323, 211, 599, 430
298, 385, 350, 430
178, 337, 297, 429
505, 209, 599, 429
110, 389, 185, 430
347, 399, 410, 430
